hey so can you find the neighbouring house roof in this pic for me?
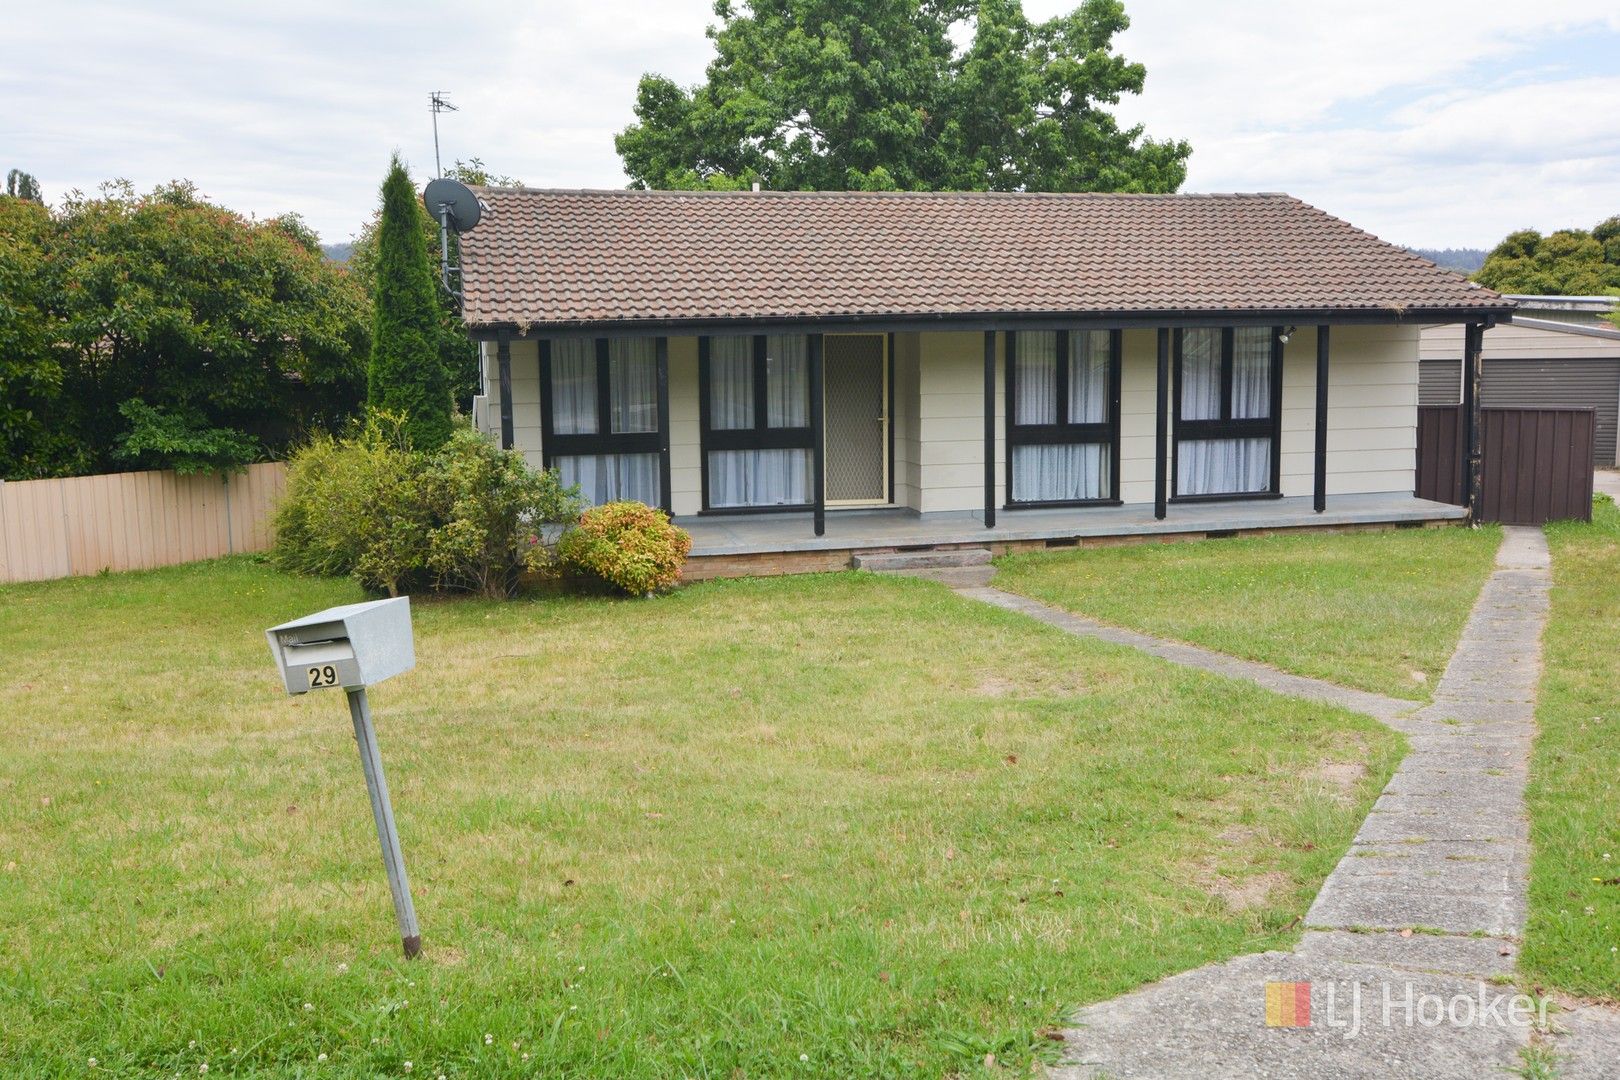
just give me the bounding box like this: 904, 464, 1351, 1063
457, 188, 1513, 333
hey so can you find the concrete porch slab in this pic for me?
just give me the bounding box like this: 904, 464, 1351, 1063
677, 492, 1465, 559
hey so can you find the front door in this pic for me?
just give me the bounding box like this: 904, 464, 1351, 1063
823, 334, 889, 505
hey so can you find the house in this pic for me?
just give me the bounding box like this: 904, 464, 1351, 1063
1421, 296, 1620, 467
457, 189, 1513, 578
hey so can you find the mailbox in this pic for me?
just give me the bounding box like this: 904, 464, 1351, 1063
265, 597, 415, 695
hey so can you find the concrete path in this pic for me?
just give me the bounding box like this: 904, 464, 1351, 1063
1593, 469, 1620, 502
939, 528, 1597, 1077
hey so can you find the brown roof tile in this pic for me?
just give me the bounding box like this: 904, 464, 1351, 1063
457, 188, 1510, 329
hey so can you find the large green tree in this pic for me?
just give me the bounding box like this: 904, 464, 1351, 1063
5, 180, 370, 479
615, 0, 1189, 192
367, 156, 455, 451
1473, 216, 1620, 297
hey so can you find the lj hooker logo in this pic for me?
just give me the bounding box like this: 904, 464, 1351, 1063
1266, 981, 1312, 1028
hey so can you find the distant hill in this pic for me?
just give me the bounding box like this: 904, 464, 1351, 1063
322, 242, 353, 264
1409, 247, 1486, 274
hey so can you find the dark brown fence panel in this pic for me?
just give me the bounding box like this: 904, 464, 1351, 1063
1479, 408, 1594, 525
1416, 405, 1464, 505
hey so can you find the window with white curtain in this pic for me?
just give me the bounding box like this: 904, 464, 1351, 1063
701, 334, 814, 509
1007, 329, 1119, 505
1173, 326, 1281, 498
542, 337, 665, 509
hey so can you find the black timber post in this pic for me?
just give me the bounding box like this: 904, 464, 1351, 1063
1462, 322, 1484, 518
1154, 328, 1169, 520
1314, 325, 1330, 513
655, 336, 672, 516
496, 328, 515, 451
983, 331, 997, 528
810, 333, 826, 537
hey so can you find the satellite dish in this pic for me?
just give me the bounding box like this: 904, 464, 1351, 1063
423, 178, 482, 232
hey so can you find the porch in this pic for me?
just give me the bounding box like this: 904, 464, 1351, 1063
677, 491, 1466, 579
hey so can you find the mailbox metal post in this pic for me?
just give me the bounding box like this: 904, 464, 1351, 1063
346, 687, 421, 959
265, 597, 421, 959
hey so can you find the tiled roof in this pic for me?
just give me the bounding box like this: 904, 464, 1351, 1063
458, 188, 1510, 329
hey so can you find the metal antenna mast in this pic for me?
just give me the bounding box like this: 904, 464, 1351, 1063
429, 91, 458, 178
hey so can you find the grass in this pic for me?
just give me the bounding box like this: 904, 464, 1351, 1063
992, 524, 1503, 701
1522, 496, 1620, 1001
0, 558, 1401, 1078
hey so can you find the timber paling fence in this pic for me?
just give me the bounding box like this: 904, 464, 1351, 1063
0, 461, 287, 584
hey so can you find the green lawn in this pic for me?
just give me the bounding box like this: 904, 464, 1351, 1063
992, 524, 1502, 701
1522, 496, 1620, 1000
0, 559, 1399, 1078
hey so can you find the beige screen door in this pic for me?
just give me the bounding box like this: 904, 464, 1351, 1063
823, 334, 889, 505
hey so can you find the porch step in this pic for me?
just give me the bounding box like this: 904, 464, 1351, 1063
851, 547, 993, 572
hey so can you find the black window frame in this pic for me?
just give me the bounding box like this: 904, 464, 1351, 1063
1170, 326, 1284, 502
539, 336, 671, 513
1005, 328, 1124, 509
697, 334, 817, 514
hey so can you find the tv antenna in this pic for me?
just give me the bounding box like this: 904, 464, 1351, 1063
423, 177, 482, 303
429, 91, 458, 178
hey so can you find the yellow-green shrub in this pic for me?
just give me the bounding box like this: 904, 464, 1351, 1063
558, 502, 692, 595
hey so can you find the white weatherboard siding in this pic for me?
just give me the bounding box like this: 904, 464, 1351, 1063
1285, 324, 1420, 497
914, 331, 1004, 513
479, 322, 1421, 514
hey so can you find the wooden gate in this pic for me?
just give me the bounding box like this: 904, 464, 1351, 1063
1415, 406, 1594, 524
1480, 408, 1594, 525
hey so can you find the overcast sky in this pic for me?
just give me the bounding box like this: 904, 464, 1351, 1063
5, 1, 1617, 249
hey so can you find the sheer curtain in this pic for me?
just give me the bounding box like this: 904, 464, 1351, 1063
1179, 328, 1221, 421
1069, 331, 1109, 423
551, 339, 596, 434
708, 449, 812, 507
1015, 331, 1058, 424
1177, 327, 1273, 495
765, 334, 808, 426
707, 334, 811, 507
609, 338, 657, 433
557, 453, 660, 506
709, 336, 753, 429
1012, 444, 1110, 502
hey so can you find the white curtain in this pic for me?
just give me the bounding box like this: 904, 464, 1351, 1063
1012, 444, 1110, 502
764, 334, 809, 427
1069, 331, 1109, 423
1232, 327, 1272, 419
557, 452, 660, 507
1015, 332, 1058, 425
1178, 438, 1270, 495
709, 449, 811, 507
609, 339, 658, 433
1179, 328, 1221, 420
709, 336, 753, 429
551, 338, 597, 434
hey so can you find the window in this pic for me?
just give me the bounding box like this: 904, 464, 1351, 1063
700, 334, 814, 509
1006, 329, 1121, 505
541, 337, 667, 509
1172, 327, 1282, 498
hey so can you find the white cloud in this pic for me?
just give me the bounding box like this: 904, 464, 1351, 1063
2, 0, 1616, 246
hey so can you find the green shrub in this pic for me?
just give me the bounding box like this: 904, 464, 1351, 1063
273, 418, 580, 598
272, 414, 427, 595
419, 427, 583, 597
558, 502, 692, 595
